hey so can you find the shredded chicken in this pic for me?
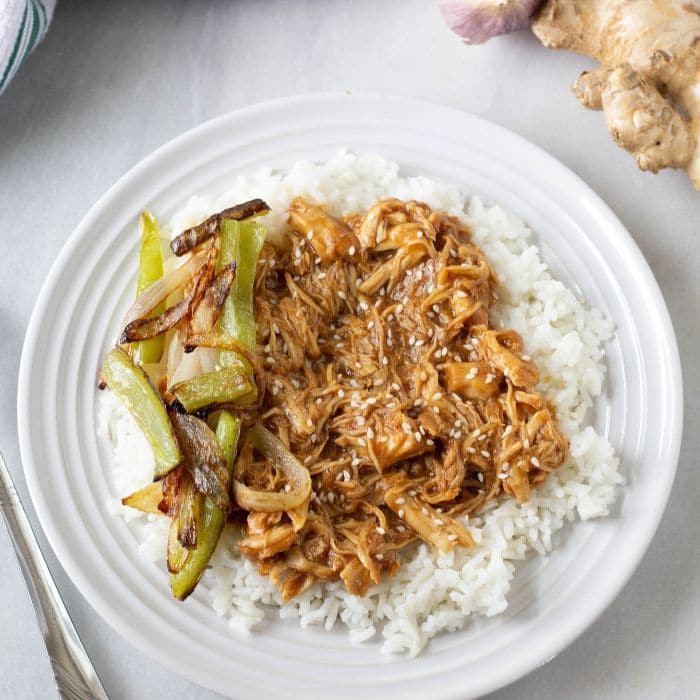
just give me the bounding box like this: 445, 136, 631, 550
237, 197, 568, 600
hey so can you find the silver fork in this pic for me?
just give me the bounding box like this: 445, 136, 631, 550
0, 452, 109, 699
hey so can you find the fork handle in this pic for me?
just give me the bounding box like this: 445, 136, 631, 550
0, 453, 109, 700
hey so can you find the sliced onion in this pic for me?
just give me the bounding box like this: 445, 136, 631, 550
119, 293, 193, 344
234, 423, 311, 512
120, 248, 209, 333
170, 412, 230, 512
188, 262, 236, 338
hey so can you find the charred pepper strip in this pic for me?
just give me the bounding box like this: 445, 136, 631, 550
217, 219, 266, 361
101, 347, 182, 478
170, 363, 256, 413
132, 210, 165, 365
170, 411, 240, 600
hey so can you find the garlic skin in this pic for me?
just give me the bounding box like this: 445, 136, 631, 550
437, 0, 544, 45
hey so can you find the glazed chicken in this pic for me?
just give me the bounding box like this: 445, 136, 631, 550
235, 197, 568, 600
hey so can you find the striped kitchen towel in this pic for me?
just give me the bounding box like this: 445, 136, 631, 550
0, 0, 55, 95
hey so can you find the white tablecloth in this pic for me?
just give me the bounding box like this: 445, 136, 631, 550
0, 2, 697, 698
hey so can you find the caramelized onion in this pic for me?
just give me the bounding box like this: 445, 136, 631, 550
233, 424, 311, 512
120, 248, 208, 333
170, 412, 230, 512
170, 199, 270, 256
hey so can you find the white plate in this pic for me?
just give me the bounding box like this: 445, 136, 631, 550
17, 94, 682, 699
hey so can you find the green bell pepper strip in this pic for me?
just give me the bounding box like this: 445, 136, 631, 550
217, 219, 266, 364
170, 411, 240, 600
101, 347, 182, 478
170, 217, 265, 600
170, 364, 256, 413
132, 210, 165, 365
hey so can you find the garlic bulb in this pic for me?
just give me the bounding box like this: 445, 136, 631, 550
437, 0, 544, 44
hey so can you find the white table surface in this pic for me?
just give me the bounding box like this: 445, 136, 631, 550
0, 1, 698, 698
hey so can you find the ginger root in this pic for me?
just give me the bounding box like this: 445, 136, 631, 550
532, 0, 700, 188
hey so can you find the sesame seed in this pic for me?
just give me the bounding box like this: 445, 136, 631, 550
408, 489, 417, 497
472, 429, 481, 437
467, 446, 476, 454
337, 290, 346, 300
348, 246, 356, 255
314, 257, 322, 264
360, 301, 369, 311
522, 354, 531, 361
426, 439, 434, 446
382, 356, 389, 366
378, 435, 389, 444
478, 434, 487, 442
481, 450, 491, 458
397, 525, 406, 533
392, 383, 401, 392
523, 439, 530, 449
398, 509, 405, 518
310, 433, 318, 443
396, 304, 404, 314
387, 314, 394, 322
338, 389, 345, 398
358, 438, 366, 446
355, 362, 362, 369
402, 422, 412, 433
414, 431, 422, 442
530, 456, 540, 467
432, 392, 442, 401
284, 483, 292, 492
367, 321, 375, 330
318, 272, 327, 280
454, 431, 462, 439
417, 230, 424, 239
434, 518, 444, 526
455, 420, 462, 428
356, 416, 366, 426
485, 373, 495, 384
477, 472, 484, 482
428, 328, 434, 338
432, 406, 440, 414
420, 371, 428, 382
432, 304, 440, 313
503, 425, 513, 436
409, 336, 416, 346
306, 231, 313, 241
421, 507, 429, 515
327, 492, 335, 504
264, 344, 271, 352
306, 418, 314, 428
498, 473, 508, 480
366, 397, 377, 405
376, 526, 386, 535
395, 497, 406, 505
415, 339, 425, 347
380, 287, 386, 296
501, 462, 510, 471
367, 427, 375, 439
447, 533, 458, 542
413, 398, 423, 407
376, 553, 384, 560
304, 455, 313, 464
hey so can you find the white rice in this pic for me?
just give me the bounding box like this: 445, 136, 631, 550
96, 152, 622, 656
